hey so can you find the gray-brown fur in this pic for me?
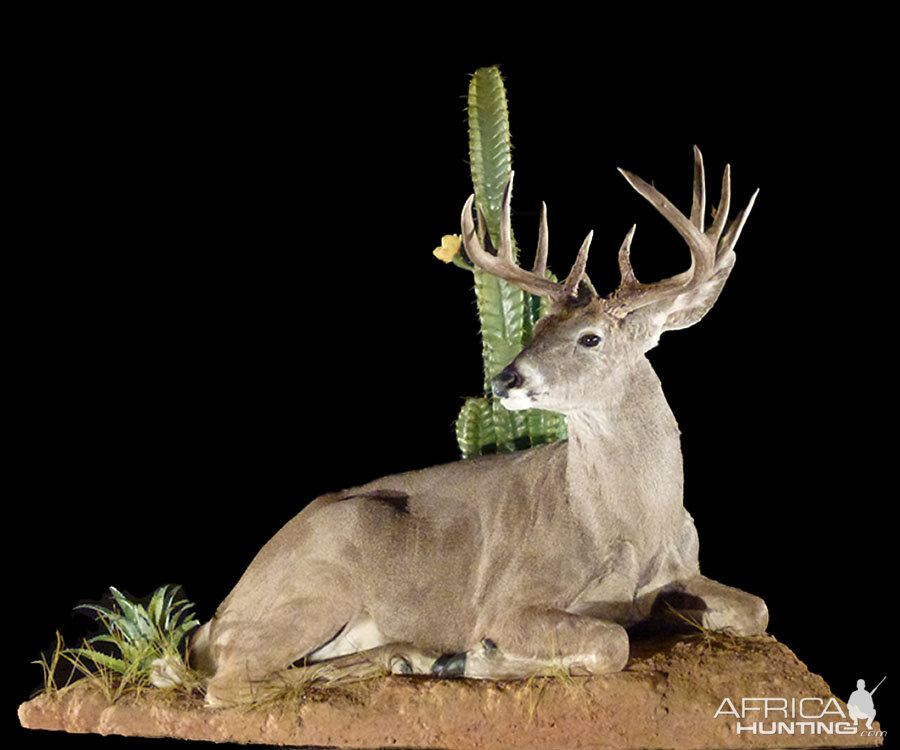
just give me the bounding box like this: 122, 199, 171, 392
192, 149, 768, 705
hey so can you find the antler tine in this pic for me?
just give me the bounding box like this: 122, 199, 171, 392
708, 164, 732, 245
460, 193, 498, 273
499, 171, 516, 264
719, 188, 759, 257
533, 201, 597, 300
534, 201, 549, 278
691, 145, 706, 232
560, 231, 594, 300
616, 224, 639, 290
476, 197, 489, 241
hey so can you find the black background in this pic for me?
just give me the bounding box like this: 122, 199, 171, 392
11, 14, 893, 748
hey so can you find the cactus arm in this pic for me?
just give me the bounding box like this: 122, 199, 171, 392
456, 397, 494, 460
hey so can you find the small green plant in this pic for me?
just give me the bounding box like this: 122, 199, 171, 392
63, 584, 200, 696
32, 630, 68, 697
435, 66, 567, 458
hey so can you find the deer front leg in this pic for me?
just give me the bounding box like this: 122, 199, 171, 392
453, 607, 629, 679
654, 575, 768, 636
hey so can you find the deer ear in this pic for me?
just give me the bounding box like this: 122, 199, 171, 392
659, 252, 736, 332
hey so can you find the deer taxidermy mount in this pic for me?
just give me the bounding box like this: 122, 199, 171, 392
186, 145, 768, 706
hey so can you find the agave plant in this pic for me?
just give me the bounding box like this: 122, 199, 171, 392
66, 584, 199, 686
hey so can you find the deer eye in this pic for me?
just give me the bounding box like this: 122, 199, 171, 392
578, 333, 602, 348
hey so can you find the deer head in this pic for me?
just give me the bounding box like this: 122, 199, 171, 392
461, 147, 758, 415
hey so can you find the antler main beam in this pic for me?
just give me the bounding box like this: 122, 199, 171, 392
460, 172, 595, 304
609, 146, 759, 313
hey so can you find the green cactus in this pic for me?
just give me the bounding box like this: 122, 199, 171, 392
447, 66, 567, 458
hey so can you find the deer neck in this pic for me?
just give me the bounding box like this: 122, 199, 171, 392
564, 358, 684, 544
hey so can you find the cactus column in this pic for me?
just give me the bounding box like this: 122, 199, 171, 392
454, 67, 566, 459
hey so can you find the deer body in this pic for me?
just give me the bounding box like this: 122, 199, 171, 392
192, 150, 768, 704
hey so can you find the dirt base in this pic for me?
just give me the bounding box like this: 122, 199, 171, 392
19, 633, 884, 749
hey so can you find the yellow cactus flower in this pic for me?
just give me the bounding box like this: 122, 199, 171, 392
433, 234, 462, 263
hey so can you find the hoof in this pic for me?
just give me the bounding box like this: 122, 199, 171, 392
704, 594, 769, 636
432, 651, 467, 677
390, 656, 414, 675
149, 656, 184, 688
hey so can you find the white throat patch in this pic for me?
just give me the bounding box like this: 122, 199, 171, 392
499, 390, 535, 411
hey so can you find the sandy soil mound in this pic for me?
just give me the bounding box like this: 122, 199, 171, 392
19, 633, 883, 748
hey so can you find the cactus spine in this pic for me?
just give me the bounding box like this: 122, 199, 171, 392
455, 67, 567, 459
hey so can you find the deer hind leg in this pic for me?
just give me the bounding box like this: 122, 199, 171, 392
653, 574, 769, 636
201, 596, 364, 706
452, 607, 629, 680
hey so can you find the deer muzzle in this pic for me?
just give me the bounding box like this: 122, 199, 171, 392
492, 364, 524, 399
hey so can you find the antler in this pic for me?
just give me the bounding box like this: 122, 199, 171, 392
460, 172, 595, 305
459, 149, 758, 315
607, 146, 759, 315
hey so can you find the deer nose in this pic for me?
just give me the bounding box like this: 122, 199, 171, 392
492, 365, 524, 398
